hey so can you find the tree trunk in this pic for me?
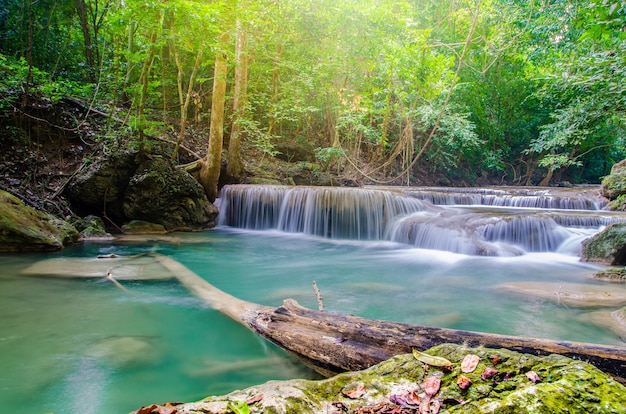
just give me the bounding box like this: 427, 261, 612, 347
227, 19, 248, 180
172, 49, 203, 160
75, 0, 97, 82
200, 32, 229, 202
137, 29, 158, 152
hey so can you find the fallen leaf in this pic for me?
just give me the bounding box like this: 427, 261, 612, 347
481, 367, 499, 380
406, 390, 420, 405
423, 376, 441, 397
245, 394, 263, 405
526, 371, 541, 383
457, 374, 472, 390
412, 349, 453, 368
461, 354, 480, 373
133, 404, 159, 414
430, 399, 441, 414
389, 394, 412, 408
342, 383, 366, 399
133, 403, 180, 414
490, 355, 502, 365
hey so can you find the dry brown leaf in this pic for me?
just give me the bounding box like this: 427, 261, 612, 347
246, 393, 264, 405
407, 390, 421, 405
481, 367, 499, 380
342, 383, 366, 399
526, 371, 541, 383
457, 374, 472, 390
461, 354, 480, 373
423, 376, 441, 397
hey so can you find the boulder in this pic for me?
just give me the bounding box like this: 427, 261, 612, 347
72, 214, 112, 240
66, 152, 218, 232
581, 223, 626, 265
124, 156, 218, 231
601, 159, 626, 209
133, 344, 626, 414
0, 190, 78, 251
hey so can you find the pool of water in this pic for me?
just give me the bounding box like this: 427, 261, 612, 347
0, 228, 622, 413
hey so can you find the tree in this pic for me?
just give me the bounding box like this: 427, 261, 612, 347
199, 31, 229, 202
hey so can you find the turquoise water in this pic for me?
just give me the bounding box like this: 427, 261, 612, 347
0, 228, 623, 413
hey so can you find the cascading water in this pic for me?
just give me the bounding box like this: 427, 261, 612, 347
218, 184, 626, 256
218, 185, 427, 240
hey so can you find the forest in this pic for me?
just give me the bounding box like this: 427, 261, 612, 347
1, 0, 625, 193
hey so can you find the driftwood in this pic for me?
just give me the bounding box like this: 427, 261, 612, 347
154, 254, 626, 382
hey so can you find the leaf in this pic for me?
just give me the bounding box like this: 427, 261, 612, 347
227, 400, 251, 414
412, 349, 453, 368
461, 354, 480, 373
526, 371, 542, 383
423, 376, 441, 397
342, 383, 366, 399
481, 367, 499, 380
245, 394, 263, 405
406, 390, 421, 405
457, 374, 472, 390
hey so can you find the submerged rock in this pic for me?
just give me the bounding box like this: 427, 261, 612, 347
0, 190, 78, 251
497, 281, 626, 308
133, 344, 626, 414
581, 223, 626, 265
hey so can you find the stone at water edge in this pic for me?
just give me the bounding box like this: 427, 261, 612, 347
581, 223, 626, 265
0, 190, 78, 251
132, 344, 626, 414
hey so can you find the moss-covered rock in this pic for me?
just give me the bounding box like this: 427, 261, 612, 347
593, 267, 626, 283
0, 190, 78, 251
581, 223, 626, 265
122, 156, 218, 231
66, 152, 218, 231
601, 159, 626, 202
133, 344, 626, 414
121, 220, 166, 234
72, 214, 112, 239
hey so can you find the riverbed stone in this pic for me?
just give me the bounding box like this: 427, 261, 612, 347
133, 344, 626, 414
497, 281, 626, 307
0, 190, 78, 251
581, 223, 626, 265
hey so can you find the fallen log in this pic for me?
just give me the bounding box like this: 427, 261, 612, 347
154, 254, 626, 382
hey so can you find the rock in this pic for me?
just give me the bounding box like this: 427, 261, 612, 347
581, 223, 626, 265
66, 151, 138, 220
582, 308, 626, 342
66, 152, 218, 231
85, 336, 160, 368
593, 267, 626, 283
497, 281, 626, 308
132, 344, 626, 414
72, 214, 113, 240
0, 190, 78, 251
21, 255, 175, 280
121, 220, 166, 234
601, 159, 626, 203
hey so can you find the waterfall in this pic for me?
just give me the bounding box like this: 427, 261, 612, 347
402, 187, 607, 210
218, 185, 426, 240
217, 184, 626, 256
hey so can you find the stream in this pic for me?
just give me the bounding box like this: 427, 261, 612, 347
1, 185, 625, 413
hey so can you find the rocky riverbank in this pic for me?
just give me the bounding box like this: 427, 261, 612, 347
132, 344, 626, 414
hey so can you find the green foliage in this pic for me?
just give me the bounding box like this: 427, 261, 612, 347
315, 146, 345, 171
0, 0, 624, 184
226, 400, 251, 414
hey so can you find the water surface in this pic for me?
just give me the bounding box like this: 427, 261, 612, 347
0, 227, 622, 413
